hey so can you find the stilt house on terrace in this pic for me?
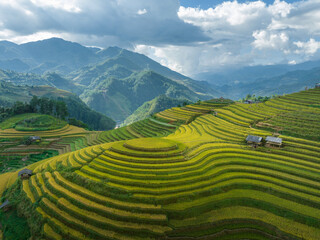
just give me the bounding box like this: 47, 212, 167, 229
18, 169, 33, 180
246, 135, 263, 146
266, 136, 283, 148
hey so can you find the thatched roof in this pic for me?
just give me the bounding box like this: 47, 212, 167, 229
246, 135, 262, 143
18, 169, 33, 177
266, 136, 282, 144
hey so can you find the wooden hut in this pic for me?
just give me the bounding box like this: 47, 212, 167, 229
18, 169, 33, 180
266, 136, 283, 148
315, 83, 320, 88
246, 135, 263, 147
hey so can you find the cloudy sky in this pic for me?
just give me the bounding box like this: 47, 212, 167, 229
0, 0, 320, 76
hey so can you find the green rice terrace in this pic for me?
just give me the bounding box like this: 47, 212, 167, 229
1, 88, 320, 239
0, 114, 67, 131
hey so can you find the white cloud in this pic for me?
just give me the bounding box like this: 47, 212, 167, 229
268, 0, 320, 32
294, 38, 320, 55
268, 0, 292, 17
252, 30, 289, 50
137, 8, 147, 15
148, 0, 320, 75
152, 0, 295, 74
30, 0, 82, 13
178, 1, 266, 27
8, 31, 63, 44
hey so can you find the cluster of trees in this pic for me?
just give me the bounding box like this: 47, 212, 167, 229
0, 96, 68, 122
177, 100, 192, 107
29, 96, 68, 119
240, 94, 272, 103
0, 96, 113, 130
68, 118, 89, 129
62, 97, 115, 130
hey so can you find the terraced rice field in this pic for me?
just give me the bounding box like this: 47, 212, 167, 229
155, 98, 233, 124
0, 124, 87, 138
0, 116, 178, 175
1, 88, 320, 239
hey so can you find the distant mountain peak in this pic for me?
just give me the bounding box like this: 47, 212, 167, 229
96, 46, 122, 58
21, 37, 76, 45
0, 40, 18, 47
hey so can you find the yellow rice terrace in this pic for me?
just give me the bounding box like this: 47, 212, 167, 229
1, 88, 320, 239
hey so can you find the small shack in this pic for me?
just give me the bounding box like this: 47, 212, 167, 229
244, 100, 253, 104
246, 135, 263, 147
18, 169, 33, 180
266, 136, 283, 148
29, 136, 41, 142
0, 200, 11, 212
316, 83, 320, 88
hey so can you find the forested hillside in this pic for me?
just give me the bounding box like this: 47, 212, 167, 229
0, 82, 115, 130
80, 70, 203, 121
123, 95, 191, 126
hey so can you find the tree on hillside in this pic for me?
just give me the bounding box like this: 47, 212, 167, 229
0, 96, 69, 123
56, 101, 68, 120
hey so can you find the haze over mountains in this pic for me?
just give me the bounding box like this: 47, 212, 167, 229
0, 37, 319, 124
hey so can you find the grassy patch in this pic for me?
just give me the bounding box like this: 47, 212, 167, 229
0, 113, 67, 131
0, 209, 30, 240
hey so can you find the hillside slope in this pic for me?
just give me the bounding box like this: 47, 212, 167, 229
80, 70, 205, 121
0, 82, 115, 130
1, 87, 319, 239
123, 95, 191, 126
0, 70, 80, 94
94, 47, 218, 95
71, 46, 219, 97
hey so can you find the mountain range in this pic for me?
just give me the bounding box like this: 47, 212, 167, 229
0, 38, 220, 123
195, 60, 320, 99
195, 60, 320, 86
0, 38, 102, 74
0, 37, 320, 124
215, 66, 320, 99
